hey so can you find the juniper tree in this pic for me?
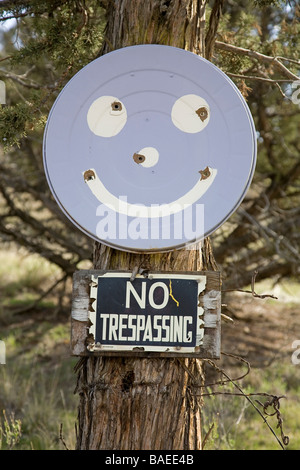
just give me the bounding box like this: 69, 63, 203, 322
0, 0, 299, 290
0, 1, 299, 448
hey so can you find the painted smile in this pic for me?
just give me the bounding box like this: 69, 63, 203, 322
83, 166, 217, 218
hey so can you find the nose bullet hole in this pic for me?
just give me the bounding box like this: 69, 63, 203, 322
111, 101, 122, 111
133, 153, 146, 164
196, 107, 209, 122
84, 169, 96, 182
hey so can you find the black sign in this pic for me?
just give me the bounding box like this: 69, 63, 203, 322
89, 273, 206, 353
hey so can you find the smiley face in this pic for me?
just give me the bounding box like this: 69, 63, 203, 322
43, 45, 257, 252
83, 92, 217, 218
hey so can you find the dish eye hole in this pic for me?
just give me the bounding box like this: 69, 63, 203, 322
196, 107, 208, 122
171, 94, 210, 133
87, 96, 127, 137
111, 101, 122, 112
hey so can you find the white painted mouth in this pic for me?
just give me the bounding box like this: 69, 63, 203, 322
83, 167, 217, 218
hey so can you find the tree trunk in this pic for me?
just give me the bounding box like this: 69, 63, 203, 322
100, 0, 207, 56
75, 0, 218, 451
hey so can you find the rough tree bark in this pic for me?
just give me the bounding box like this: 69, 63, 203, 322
75, 0, 219, 450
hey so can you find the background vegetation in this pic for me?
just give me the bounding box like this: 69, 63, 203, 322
0, 0, 299, 450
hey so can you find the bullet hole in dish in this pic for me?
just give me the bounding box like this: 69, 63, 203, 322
196, 107, 209, 122
133, 153, 146, 164
111, 101, 123, 112
84, 169, 96, 182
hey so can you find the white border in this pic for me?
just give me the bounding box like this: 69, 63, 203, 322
88, 272, 206, 353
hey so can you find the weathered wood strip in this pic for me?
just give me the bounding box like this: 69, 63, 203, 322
71, 270, 221, 359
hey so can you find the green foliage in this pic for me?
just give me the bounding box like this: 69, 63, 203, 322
0, 1, 105, 149
0, 357, 77, 450
202, 360, 300, 450
0, 248, 77, 449
0, 411, 22, 450
0, 103, 30, 149
252, 0, 281, 6
12, 3, 103, 69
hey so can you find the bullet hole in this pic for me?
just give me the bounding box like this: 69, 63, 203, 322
133, 153, 146, 164
111, 101, 123, 112
199, 166, 211, 181
196, 107, 209, 122
84, 169, 96, 182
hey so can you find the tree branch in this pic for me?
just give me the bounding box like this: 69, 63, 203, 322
11, 273, 69, 316
0, 68, 47, 90
226, 72, 294, 83
0, 178, 92, 262
222, 270, 278, 299
215, 41, 299, 81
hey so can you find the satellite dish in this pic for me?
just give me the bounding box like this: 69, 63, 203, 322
43, 45, 257, 253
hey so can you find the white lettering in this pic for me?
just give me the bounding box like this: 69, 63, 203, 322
142, 315, 153, 341
183, 317, 193, 342
174, 315, 183, 342
109, 314, 118, 341
149, 454, 193, 465
126, 281, 146, 309
153, 315, 162, 341
127, 315, 136, 341
162, 315, 170, 342
119, 314, 127, 341
99, 314, 194, 345
100, 314, 109, 340
136, 315, 145, 341
105, 455, 139, 467
169, 315, 173, 342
